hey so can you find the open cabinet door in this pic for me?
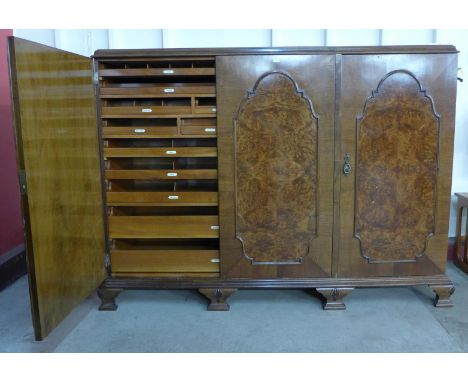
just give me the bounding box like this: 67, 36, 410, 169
8, 37, 107, 340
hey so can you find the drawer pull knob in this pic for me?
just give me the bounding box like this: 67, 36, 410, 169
163, 69, 174, 74
164, 88, 175, 93
168, 195, 179, 200
204, 128, 216, 132
210, 259, 220, 263
167, 172, 178, 177
210, 225, 219, 230
165, 150, 177, 155
134, 128, 146, 133
142, 108, 152, 113
211, 107, 217, 112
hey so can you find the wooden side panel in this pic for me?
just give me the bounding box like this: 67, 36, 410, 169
217, 55, 335, 278
8, 37, 106, 340
338, 53, 458, 277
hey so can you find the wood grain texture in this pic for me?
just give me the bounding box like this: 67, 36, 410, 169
217, 55, 335, 279
355, 70, 439, 263
337, 53, 458, 277
235, 72, 318, 264
8, 37, 106, 340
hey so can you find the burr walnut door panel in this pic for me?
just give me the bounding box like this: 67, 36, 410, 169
8, 37, 107, 340
337, 53, 458, 278
217, 55, 335, 279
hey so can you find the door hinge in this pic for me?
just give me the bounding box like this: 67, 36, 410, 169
19, 170, 27, 195
104, 253, 111, 269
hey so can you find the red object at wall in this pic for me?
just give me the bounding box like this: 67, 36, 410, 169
0, 30, 24, 256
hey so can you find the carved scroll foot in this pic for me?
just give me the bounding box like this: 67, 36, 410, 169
98, 288, 122, 311
198, 288, 237, 311
430, 285, 455, 308
316, 288, 354, 310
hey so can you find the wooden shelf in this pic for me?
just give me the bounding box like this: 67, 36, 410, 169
102, 105, 193, 116
101, 113, 216, 119
111, 250, 220, 273
102, 126, 217, 138
180, 125, 216, 135
108, 215, 219, 239
100, 84, 215, 97
103, 126, 177, 137
110, 272, 220, 278
99, 68, 215, 77
104, 147, 217, 158
105, 169, 218, 180
106, 191, 218, 206
101, 93, 216, 99
100, 56, 220, 274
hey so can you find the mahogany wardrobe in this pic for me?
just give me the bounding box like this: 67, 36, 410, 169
8, 37, 458, 339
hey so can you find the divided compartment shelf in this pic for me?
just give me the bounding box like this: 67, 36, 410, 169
98, 57, 219, 276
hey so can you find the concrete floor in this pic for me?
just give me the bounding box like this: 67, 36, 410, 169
1, 263, 467, 352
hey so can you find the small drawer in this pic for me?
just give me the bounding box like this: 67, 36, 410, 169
111, 250, 220, 273
106, 191, 218, 206
194, 105, 217, 114
102, 126, 178, 138
180, 125, 217, 136
108, 215, 220, 239
103, 147, 217, 158
102, 105, 192, 117
99, 68, 215, 77
100, 84, 216, 97
105, 169, 218, 180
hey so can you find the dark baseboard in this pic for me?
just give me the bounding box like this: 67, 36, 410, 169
449, 236, 468, 274
0, 249, 27, 291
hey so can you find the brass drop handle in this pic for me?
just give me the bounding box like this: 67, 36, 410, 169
343, 154, 352, 176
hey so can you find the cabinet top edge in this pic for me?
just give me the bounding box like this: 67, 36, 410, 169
93, 45, 458, 58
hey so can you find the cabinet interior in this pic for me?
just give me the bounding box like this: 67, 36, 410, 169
99, 57, 219, 277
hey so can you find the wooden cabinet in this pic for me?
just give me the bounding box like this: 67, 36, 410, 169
8, 37, 459, 340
